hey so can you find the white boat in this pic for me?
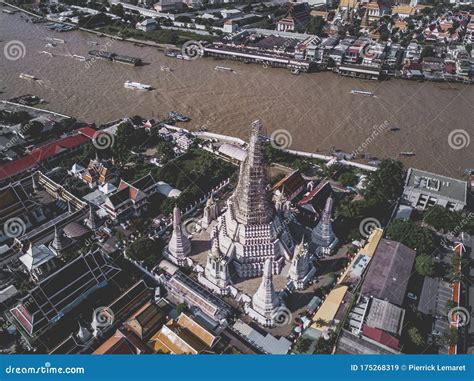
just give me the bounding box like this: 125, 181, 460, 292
124, 81, 152, 91
400, 151, 415, 156
72, 54, 87, 61
290, 68, 300, 75
214, 66, 233, 72
176, 54, 191, 61
160, 65, 172, 72
350, 90, 375, 97
45, 37, 65, 44
39, 51, 54, 57
19, 73, 37, 80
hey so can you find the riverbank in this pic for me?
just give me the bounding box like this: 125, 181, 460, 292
1, 0, 211, 51
1, 10, 472, 177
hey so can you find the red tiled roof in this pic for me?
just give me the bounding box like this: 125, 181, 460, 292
362, 325, 400, 350
78, 127, 98, 140
0, 134, 89, 181
117, 179, 130, 191
11, 305, 34, 335
298, 181, 331, 205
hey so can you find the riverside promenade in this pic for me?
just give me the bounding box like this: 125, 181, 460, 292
192, 130, 378, 172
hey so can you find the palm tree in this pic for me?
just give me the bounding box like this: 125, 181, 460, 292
315, 318, 327, 327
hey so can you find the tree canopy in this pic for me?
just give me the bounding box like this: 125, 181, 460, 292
424, 205, 473, 234
407, 327, 425, 347
386, 220, 436, 255
415, 254, 435, 277
364, 159, 404, 206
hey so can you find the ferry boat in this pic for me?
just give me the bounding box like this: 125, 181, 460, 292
88, 50, 142, 66
124, 81, 152, 91
72, 54, 87, 61
39, 50, 54, 57
169, 111, 190, 122
164, 49, 176, 58
399, 151, 415, 156
214, 66, 233, 72
9, 94, 46, 106
368, 160, 382, 166
176, 54, 191, 61
19, 73, 37, 80
350, 90, 375, 97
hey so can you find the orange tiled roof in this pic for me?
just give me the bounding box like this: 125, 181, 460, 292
93, 328, 149, 354
148, 313, 218, 354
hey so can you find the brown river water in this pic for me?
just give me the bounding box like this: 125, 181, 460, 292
1, 11, 473, 177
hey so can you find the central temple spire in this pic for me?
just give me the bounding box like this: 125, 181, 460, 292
202, 119, 294, 284
234, 120, 273, 225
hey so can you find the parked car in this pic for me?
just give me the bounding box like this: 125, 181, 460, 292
407, 292, 418, 301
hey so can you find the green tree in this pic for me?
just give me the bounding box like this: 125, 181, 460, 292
423, 205, 461, 232
23, 120, 43, 138
155, 141, 175, 163
176, 15, 192, 23
420, 46, 435, 59
126, 237, 161, 264
292, 159, 310, 172
110, 3, 124, 18
294, 338, 311, 353
1, 110, 31, 125
415, 254, 435, 277
386, 220, 435, 255
306, 16, 326, 36
364, 159, 404, 205
314, 318, 327, 328
447, 252, 469, 283
313, 336, 334, 354
407, 327, 425, 347
338, 171, 358, 187
176, 303, 188, 315
439, 328, 459, 346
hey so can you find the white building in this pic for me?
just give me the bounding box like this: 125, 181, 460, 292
402, 168, 467, 212
136, 18, 159, 32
